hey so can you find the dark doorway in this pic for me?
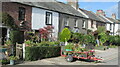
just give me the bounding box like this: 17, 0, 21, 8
2, 27, 7, 45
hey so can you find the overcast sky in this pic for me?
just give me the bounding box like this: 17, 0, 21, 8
57, 0, 119, 19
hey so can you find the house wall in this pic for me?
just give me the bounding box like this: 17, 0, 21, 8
32, 7, 59, 38
2, 2, 32, 29
59, 13, 88, 34
106, 23, 111, 32
88, 19, 97, 32
114, 23, 119, 35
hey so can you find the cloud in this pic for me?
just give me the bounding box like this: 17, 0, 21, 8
105, 4, 118, 18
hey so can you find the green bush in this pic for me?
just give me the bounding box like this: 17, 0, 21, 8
84, 34, 95, 44
59, 28, 71, 42
10, 30, 24, 44
37, 41, 60, 47
65, 43, 74, 49
25, 46, 61, 61
1, 12, 18, 30
0, 59, 10, 65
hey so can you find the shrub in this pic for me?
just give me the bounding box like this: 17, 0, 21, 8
69, 33, 84, 43
59, 28, 71, 42
98, 32, 108, 45
84, 34, 95, 44
0, 59, 10, 65
37, 41, 60, 47
25, 46, 61, 61
65, 43, 74, 49
1, 12, 18, 30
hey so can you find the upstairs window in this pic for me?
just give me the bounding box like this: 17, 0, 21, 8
96, 22, 98, 28
82, 20, 86, 28
45, 12, 52, 25
74, 19, 78, 27
19, 7, 25, 21
64, 17, 69, 26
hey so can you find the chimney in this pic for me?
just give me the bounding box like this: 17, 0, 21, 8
112, 13, 116, 19
67, 0, 79, 10
96, 10, 106, 16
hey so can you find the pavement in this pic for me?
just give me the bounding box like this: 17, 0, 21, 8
17, 47, 118, 65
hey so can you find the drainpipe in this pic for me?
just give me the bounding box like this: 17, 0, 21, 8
113, 22, 115, 35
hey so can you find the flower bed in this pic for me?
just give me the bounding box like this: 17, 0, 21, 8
25, 46, 61, 61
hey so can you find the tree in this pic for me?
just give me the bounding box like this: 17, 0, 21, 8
98, 32, 108, 45
39, 25, 54, 41
97, 26, 106, 33
59, 28, 71, 45
1, 12, 18, 30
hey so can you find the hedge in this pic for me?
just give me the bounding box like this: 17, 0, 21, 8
25, 46, 61, 61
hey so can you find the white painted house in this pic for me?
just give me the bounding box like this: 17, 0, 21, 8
31, 7, 59, 38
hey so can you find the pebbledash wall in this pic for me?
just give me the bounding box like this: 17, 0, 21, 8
31, 7, 59, 38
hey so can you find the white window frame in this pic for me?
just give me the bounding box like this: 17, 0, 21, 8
82, 20, 86, 28
74, 19, 78, 27
46, 12, 52, 25
64, 18, 69, 26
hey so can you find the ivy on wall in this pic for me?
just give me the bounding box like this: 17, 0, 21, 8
1, 12, 19, 30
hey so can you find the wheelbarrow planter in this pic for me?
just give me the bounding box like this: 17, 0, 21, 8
61, 49, 102, 62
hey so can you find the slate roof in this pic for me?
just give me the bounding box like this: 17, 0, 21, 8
107, 18, 120, 24
97, 15, 110, 23
79, 8, 105, 22
18, 1, 86, 18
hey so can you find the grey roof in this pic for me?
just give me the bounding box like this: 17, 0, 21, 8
18, 2, 86, 18
79, 8, 105, 22
97, 15, 110, 23
107, 18, 119, 24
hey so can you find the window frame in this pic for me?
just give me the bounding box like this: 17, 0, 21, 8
45, 12, 52, 25
82, 20, 86, 28
18, 7, 26, 21
74, 19, 78, 27
110, 23, 112, 30
64, 17, 69, 26
91, 20, 94, 28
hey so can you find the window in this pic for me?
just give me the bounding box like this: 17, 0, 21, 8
91, 20, 93, 28
64, 17, 69, 26
96, 22, 98, 28
74, 19, 78, 27
19, 7, 25, 20
110, 24, 112, 30
45, 12, 52, 25
82, 20, 86, 28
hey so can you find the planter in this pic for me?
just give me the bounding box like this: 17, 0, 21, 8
10, 60, 15, 65
66, 49, 73, 51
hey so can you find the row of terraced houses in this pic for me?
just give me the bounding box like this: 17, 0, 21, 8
1, 0, 120, 44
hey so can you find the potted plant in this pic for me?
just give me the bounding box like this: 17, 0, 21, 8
9, 56, 18, 65
65, 43, 74, 51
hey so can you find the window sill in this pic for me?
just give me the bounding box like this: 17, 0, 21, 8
46, 24, 52, 25
64, 26, 69, 28
74, 27, 79, 28
82, 27, 86, 29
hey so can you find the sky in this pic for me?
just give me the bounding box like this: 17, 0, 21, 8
57, 0, 119, 19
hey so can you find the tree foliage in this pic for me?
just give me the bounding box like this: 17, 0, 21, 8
1, 12, 18, 30
59, 28, 71, 42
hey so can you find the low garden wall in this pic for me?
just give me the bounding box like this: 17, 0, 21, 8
25, 46, 61, 61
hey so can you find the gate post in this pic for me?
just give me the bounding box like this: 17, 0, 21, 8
23, 43, 25, 60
